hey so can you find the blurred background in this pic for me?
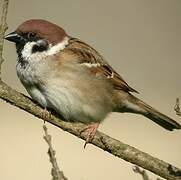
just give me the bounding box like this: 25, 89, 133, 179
0, 0, 181, 179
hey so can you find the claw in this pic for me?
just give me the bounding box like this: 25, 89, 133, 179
80, 123, 99, 148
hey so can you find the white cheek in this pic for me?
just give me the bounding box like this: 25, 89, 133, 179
21, 36, 69, 62
21, 41, 48, 62
21, 42, 37, 59
22, 37, 69, 60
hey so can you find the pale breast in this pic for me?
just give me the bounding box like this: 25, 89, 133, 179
16, 56, 115, 123
16, 57, 49, 108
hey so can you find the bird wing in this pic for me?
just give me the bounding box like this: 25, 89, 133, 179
65, 37, 138, 93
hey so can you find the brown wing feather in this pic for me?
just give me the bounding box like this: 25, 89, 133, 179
66, 37, 138, 93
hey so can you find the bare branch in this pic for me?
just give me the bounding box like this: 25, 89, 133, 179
174, 98, 181, 116
43, 125, 68, 180
133, 166, 164, 180
0, 0, 9, 76
133, 166, 150, 180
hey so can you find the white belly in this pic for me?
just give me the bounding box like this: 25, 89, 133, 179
42, 76, 114, 123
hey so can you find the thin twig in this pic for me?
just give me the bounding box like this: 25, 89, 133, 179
0, 0, 9, 76
133, 166, 164, 180
133, 166, 150, 180
43, 125, 68, 180
174, 98, 181, 116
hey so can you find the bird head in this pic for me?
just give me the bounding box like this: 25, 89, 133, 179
5, 19, 69, 60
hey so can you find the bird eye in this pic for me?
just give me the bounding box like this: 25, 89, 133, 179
27, 32, 36, 39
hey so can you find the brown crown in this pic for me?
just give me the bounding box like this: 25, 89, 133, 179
16, 19, 67, 45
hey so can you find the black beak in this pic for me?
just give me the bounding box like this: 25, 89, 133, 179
4, 31, 22, 43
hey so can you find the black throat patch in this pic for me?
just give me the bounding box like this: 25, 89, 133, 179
16, 41, 27, 68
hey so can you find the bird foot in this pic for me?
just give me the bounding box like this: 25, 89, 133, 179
40, 107, 51, 123
81, 123, 99, 148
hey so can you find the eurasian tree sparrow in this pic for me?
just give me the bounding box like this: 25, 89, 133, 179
4, 19, 181, 144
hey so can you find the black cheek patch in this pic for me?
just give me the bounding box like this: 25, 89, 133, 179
32, 40, 49, 53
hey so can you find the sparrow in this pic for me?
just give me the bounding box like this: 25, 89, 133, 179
4, 19, 181, 145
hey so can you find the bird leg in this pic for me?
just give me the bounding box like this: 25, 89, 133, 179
40, 107, 51, 123
81, 122, 99, 148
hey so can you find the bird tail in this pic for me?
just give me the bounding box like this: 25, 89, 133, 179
119, 94, 181, 131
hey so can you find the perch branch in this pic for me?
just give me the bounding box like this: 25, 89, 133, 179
133, 166, 150, 180
43, 125, 68, 180
0, 0, 8, 75
0, 1, 181, 180
174, 98, 181, 116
